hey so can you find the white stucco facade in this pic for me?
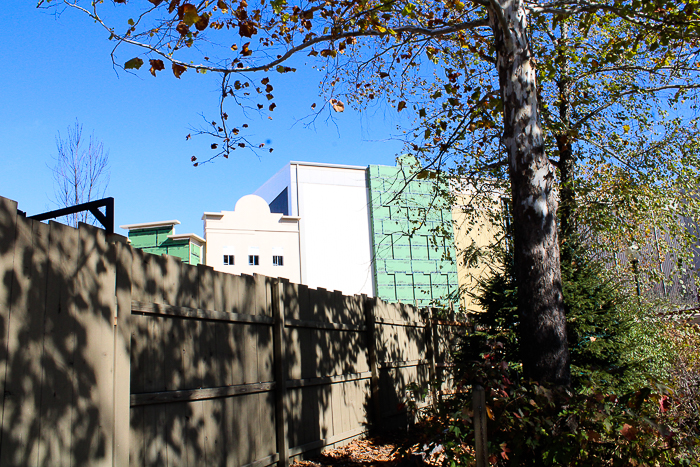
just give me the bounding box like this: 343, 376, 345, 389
255, 162, 375, 296
202, 195, 301, 283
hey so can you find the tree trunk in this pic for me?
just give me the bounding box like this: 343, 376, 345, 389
557, 23, 576, 248
558, 134, 575, 245
489, 1, 570, 386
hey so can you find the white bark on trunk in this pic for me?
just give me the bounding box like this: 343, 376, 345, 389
488, 0, 570, 385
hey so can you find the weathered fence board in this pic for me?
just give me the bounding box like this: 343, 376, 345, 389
1, 215, 48, 466
42, 221, 81, 464
114, 240, 132, 467
73, 223, 116, 465
0, 196, 18, 461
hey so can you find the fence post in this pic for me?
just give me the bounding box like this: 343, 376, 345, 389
473, 384, 487, 467
363, 295, 381, 432
272, 279, 289, 467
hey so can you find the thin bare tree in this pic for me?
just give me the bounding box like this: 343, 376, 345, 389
51, 120, 110, 227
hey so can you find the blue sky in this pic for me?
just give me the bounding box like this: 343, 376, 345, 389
1, 1, 407, 236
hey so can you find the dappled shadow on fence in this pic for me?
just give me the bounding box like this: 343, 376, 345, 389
0, 196, 116, 466
0, 194, 457, 466
122, 257, 451, 465
373, 300, 430, 431
127, 253, 278, 466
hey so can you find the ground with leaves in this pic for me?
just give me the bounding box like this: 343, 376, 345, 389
292, 429, 439, 467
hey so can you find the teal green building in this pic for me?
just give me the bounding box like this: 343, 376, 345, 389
120, 220, 204, 266
367, 161, 459, 307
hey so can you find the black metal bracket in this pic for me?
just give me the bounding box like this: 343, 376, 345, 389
28, 197, 114, 234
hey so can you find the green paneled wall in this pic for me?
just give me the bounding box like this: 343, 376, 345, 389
367, 161, 458, 307
126, 226, 201, 265
190, 243, 202, 266
128, 227, 172, 248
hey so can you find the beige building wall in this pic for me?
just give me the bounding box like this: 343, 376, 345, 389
203, 195, 301, 283
452, 192, 504, 313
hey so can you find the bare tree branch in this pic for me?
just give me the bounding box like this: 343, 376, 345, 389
51, 120, 110, 227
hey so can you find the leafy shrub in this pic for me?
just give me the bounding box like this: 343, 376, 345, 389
660, 321, 700, 460
438, 340, 699, 466
463, 243, 665, 393
438, 243, 700, 465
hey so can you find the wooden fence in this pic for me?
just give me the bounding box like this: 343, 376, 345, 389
0, 195, 459, 466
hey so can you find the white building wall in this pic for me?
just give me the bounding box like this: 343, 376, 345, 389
255, 162, 375, 297
203, 195, 301, 283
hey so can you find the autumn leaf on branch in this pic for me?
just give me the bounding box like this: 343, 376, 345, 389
172, 63, 187, 78
178, 3, 199, 25
124, 57, 144, 70
217, 0, 229, 13
176, 22, 189, 35
195, 14, 209, 31
330, 99, 345, 112
239, 21, 257, 37
149, 59, 165, 77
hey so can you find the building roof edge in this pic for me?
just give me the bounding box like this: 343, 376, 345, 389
120, 220, 181, 230
168, 233, 206, 244
289, 160, 368, 170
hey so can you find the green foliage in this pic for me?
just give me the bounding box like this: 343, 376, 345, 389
441, 239, 700, 465
561, 243, 643, 391
459, 257, 520, 376
438, 345, 699, 466
463, 241, 653, 393
661, 322, 700, 458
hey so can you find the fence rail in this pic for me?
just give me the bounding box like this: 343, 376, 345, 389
0, 195, 460, 466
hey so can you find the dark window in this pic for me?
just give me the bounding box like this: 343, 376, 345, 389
248, 255, 259, 266
273, 255, 284, 266
269, 187, 289, 216
223, 255, 234, 265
